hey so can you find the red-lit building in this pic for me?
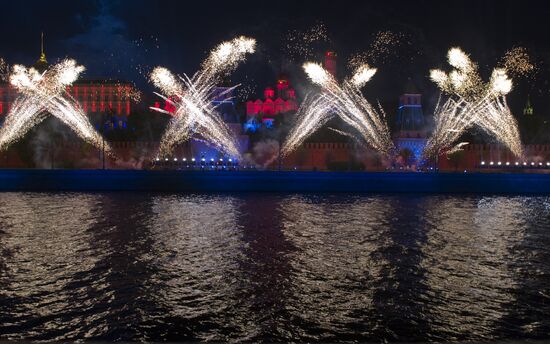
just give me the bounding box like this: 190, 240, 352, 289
244, 51, 336, 123
324, 51, 337, 77
0, 41, 135, 128
65, 80, 133, 116
0, 80, 133, 116
245, 74, 299, 126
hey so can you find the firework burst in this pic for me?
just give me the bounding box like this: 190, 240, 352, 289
281, 61, 394, 157
281, 94, 333, 157
284, 22, 331, 60
0, 59, 111, 154
150, 36, 255, 158
349, 30, 409, 69
424, 48, 523, 159
501, 47, 535, 78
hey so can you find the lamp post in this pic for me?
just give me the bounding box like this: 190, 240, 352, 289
101, 112, 106, 170
49, 119, 55, 169
50, 137, 54, 169
102, 135, 105, 170
278, 139, 282, 171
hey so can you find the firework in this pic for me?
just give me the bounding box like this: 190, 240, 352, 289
281, 61, 394, 157
150, 36, 256, 158
350, 64, 377, 88
429, 48, 484, 100
281, 94, 333, 157
284, 22, 330, 60
501, 47, 535, 78
111, 81, 142, 103
0, 58, 8, 81
0, 59, 111, 154
348, 30, 411, 69
424, 48, 523, 159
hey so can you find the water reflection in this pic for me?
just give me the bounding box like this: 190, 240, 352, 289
0, 192, 549, 341
490, 197, 550, 339
279, 195, 434, 341
147, 194, 247, 341
0, 193, 101, 340
80, 193, 162, 341
418, 196, 522, 341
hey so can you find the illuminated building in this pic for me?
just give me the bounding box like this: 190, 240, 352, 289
68, 80, 134, 129
519, 94, 547, 144
245, 73, 298, 129
324, 51, 337, 77
0, 35, 135, 129
244, 51, 336, 131
393, 93, 427, 163
395, 93, 426, 137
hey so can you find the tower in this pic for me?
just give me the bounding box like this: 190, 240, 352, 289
395, 94, 426, 137
212, 85, 240, 123
393, 93, 427, 165
324, 51, 337, 77
276, 73, 289, 99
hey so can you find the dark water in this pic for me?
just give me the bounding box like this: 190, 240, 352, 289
0, 193, 549, 342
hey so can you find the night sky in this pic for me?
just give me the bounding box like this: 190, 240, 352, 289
1, 0, 549, 115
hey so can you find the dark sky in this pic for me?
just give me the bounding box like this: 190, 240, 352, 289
1, 0, 549, 114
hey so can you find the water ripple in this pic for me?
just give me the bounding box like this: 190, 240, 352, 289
0, 193, 549, 341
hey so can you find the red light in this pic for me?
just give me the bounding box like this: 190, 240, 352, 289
164, 97, 176, 113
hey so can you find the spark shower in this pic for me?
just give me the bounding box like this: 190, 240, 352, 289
424, 47, 523, 160
150, 36, 256, 159
0, 36, 529, 165
281, 61, 394, 159
0, 59, 111, 154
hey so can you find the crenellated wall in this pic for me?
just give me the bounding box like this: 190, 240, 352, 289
1, 140, 550, 172
438, 143, 550, 172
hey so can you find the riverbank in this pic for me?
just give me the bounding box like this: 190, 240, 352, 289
0, 169, 549, 193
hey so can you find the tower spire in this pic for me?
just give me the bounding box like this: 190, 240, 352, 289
39, 32, 47, 63
33, 32, 49, 73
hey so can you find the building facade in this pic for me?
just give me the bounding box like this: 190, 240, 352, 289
245, 74, 298, 128
0, 40, 135, 129
393, 93, 427, 164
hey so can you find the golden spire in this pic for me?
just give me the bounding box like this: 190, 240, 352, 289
39, 32, 47, 63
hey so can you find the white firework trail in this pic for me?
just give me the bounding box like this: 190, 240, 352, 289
424, 47, 523, 159
0, 59, 111, 154
150, 36, 255, 158
281, 62, 394, 157
281, 93, 333, 157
